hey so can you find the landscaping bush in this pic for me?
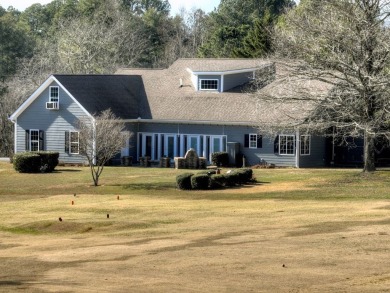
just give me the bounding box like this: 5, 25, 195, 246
191, 174, 210, 190
36, 151, 59, 172
209, 174, 227, 189
224, 168, 253, 186
225, 171, 240, 186
13, 153, 41, 173
197, 170, 217, 176
176, 173, 194, 190
13, 151, 59, 173
211, 152, 229, 167
236, 168, 253, 184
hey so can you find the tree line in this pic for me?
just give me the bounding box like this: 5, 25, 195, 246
0, 0, 293, 157
2, 0, 389, 172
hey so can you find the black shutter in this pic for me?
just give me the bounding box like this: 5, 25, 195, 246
65, 131, 69, 153
25, 130, 30, 151
244, 134, 249, 148
257, 135, 262, 148
39, 130, 44, 151
274, 135, 279, 153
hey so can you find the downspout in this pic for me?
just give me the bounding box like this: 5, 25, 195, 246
12, 117, 17, 154
92, 118, 96, 165
295, 128, 300, 168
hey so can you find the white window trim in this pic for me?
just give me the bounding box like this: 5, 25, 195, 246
249, 133, 258, 149
49, 86, 59, 102
279, 134, 295, 156
30, 129, 39, 151
70, 131, 80, 154
300, 135, 311, 156
199, 79, 219, 91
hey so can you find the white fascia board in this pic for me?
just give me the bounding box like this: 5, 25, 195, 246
9, 75, 93, 121
189, 67, 260, 76
122, 118, 257, 127
9, 75, 54, 121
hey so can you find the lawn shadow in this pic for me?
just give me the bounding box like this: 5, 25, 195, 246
54, 169, 82, 173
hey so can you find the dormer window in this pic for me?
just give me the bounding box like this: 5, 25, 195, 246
50, 86, 59, 102
200, 79, 218, 91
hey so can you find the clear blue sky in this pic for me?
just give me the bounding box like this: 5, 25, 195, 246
0, 0, 222, 15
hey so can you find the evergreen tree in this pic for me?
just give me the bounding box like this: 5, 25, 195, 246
199, 0, 294, 58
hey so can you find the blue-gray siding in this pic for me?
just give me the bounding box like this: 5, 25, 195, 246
16, 81, 88, 164
132, 122, 327, 167
223, 72, 252, 91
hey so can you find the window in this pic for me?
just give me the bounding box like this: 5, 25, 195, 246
200, 79, 218, 90
65, 131, 79, 154
25, 129, 44, 151
300, 135, 311, 155
279, 135, 295, 155
50, 86, 59, 102
244, 134, 262, 149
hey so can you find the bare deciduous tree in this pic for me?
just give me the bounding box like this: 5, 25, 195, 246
257, 0, 390, 172
57, 12, 148, 73
77, 109, 131, 186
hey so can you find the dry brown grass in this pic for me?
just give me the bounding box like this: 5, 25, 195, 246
0, 162, 390, 292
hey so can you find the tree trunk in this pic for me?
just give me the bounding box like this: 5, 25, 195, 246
363, 131, 376, 172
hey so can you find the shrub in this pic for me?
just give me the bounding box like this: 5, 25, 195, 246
36, 151, 59, 172
211, 152, 229, 167
197, 170, 216, 176
236, 168, 253, 184
13, 151, 59, 173
209, 174, 227, 189
13, 153, 41, 173
191, 174, 210, 190
224, 168, 253, 186
225, 171, 240, 186
176, 173, 194, 190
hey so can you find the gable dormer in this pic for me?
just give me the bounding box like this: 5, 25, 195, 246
186, 62, 271, 93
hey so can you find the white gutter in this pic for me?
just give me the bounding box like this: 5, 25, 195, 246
123, 118, 258, 127
187, 65, 270, 76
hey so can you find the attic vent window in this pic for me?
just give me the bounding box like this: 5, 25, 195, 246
50, 86, 59, 102
46, 86, 59, 110
200, 79, 218, 91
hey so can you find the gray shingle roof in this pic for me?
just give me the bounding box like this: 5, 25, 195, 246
54, 75, 150, 119
116, 58, 272, 123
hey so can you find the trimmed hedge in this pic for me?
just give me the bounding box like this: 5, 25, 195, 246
191, 174, 210, 190
13, 151, 59, 173
13, 153, 41, 173
225, 168, 253, 186
176, 168, 254, 191
176, 173, 194, 190
37, 151, 59, 172
209, 174, 227, 189
211, 152, 229, 167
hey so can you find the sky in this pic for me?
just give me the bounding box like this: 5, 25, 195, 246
0, 0, 222, 15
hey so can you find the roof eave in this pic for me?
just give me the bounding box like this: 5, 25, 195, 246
9, 75, 93, 122
122, 118, 258, 126
187, 67, 267, 76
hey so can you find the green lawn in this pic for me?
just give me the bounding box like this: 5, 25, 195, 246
1, 162, 390, 292
1, 161, 389, 200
